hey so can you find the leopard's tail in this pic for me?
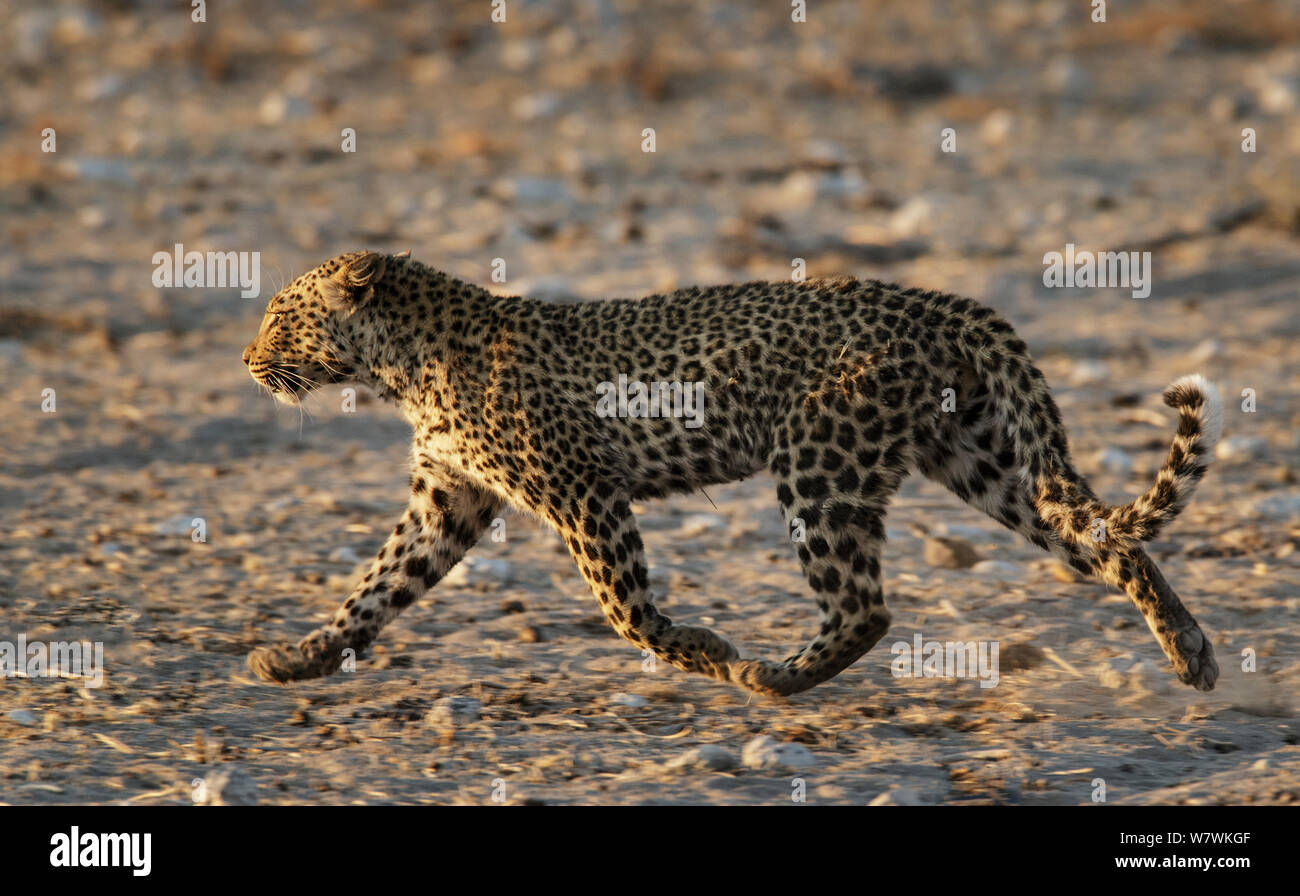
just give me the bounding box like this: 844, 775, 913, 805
948, 309, 1222, 554
1033, 373, 1221, 554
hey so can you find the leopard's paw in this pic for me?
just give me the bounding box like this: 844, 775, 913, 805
247, 636, 345, 684
1169, 625, 1218, 692
726, 658, 800, 698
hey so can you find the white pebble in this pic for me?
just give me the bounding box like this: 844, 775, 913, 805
194, 766, 259, 806
678, 513, 728, 538
867, 786, 925, 806
970, 560, 1023, 581
889, 197, 934, 237
1188, 339, 1222, 363
328, 546, 366, 566
1069, 360, 1110, 386
442, 556, 511, 587
494, 176, 572, 204
153, 515, 195, 536
61, 158, 132, 184
1250, 493, 1300, 521
258, 92, 311, 124
1216, 436, 1268, 462
425, 696, 482, 729
742, 735, 816, 771
1097, 656, 1169, 693
665, 745, 737, 772
608, 693, 648, 708
1095, 446, 1134, 475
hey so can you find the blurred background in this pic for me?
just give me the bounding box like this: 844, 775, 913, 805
1, 0, 1298, 804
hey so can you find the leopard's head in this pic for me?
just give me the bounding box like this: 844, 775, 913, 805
243, 250, 398, 405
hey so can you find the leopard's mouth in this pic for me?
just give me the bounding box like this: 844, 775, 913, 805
250, 363, 310, 405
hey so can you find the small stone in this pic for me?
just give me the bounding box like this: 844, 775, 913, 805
868, 786, 925, 806
1069, 360, 1110, 386
1095, 446, 1134, 475
801, 139, 846, 169
512, 92, 561, 120
741, 735, 816, 771
425, 696, 482, 729
889, 197, 934, 237
608, 693, 648, 708
665, 745, 737, 772
15, 12, 56, 66
1209, 91, 1255, 122
258, 92, 311, 124
154, 515, 196, 536
328, 546, 365, 566
60, 158, 132, 184
679, 513, 728, 538
195, 766, 259, 806
1188, 338, 1223, 362
500, 599, 526, 614
930, 522, 992, 541
979, 109, 1015, 146
517, 625, 544, 643
1250, 493, 1300, 520
501, 38, 538, 70
1000, 643, 1046, 671
1097, 658, 1129, 689
7, 709, 38, 726
54, 10, 102, 43
1250, 66, 1300, 114
77, 74, 123, 101
1217, 436, 1268, 463
777, 170, 867, 208
1097, 656, 1169, 694
924, 536, 981, 569
970, 560, 1021, 580
442, 556, 511, 587
493, 176, 572, 204
1045, 58, 1089, 96
1155, 26, 1198, 55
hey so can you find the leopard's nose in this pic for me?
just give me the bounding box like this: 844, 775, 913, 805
242, 344, 253, 366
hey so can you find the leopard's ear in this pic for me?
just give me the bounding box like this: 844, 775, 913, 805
324, 251, 388, 311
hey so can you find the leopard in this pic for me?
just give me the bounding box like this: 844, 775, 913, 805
241, 249, 1222, 697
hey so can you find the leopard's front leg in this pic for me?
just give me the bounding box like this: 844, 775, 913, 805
248, 463, 501, 683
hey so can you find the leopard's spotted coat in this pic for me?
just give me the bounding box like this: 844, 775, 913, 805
242, 251, 1222, 696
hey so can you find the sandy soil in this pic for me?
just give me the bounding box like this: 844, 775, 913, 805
2, 0, 1299, 804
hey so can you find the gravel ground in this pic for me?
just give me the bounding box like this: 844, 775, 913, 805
2, 0, 1298, 805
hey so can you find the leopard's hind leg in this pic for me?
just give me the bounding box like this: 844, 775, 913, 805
727, 458, 898, 696
722, 382, 915, 696
918, 366, 1218, 691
